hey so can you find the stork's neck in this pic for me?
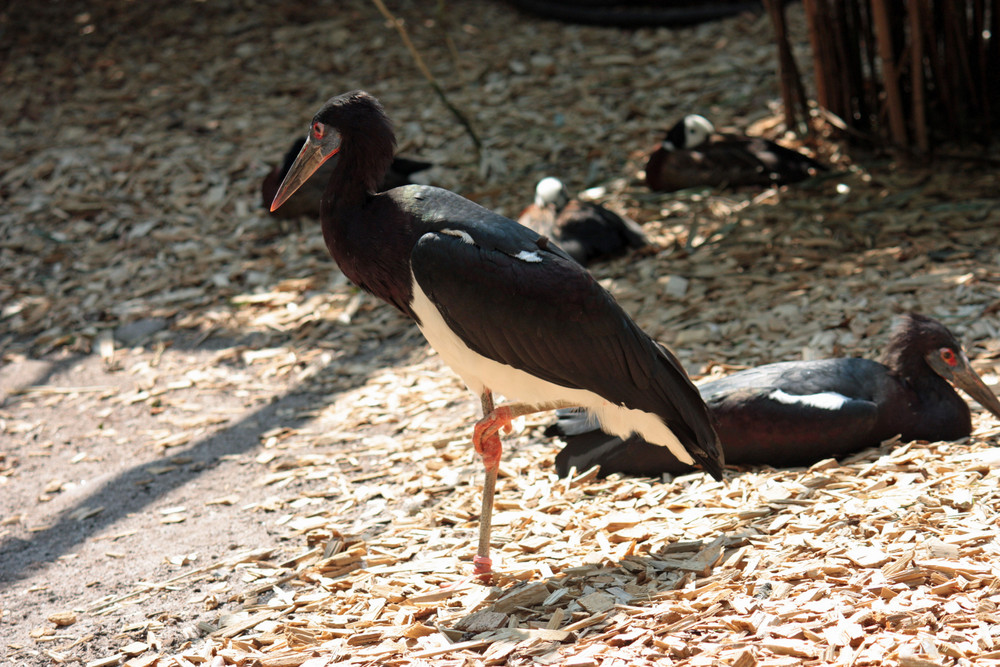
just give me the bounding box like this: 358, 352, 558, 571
317, 148, 414, 321
318, 142, 376, 281
882, 345, 925, 388
324, 146, 383, 210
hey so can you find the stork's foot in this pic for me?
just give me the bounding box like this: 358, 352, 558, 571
472, 554, 493, 578
473, 406, 513, 471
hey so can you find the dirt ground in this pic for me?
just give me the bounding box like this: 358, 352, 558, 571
3, 1, 1000, 666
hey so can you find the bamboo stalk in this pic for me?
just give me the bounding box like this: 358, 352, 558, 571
817, 0, 840, 120
948, 2, 978, 118
835, 1, 863, 132
938, 4, 963, 136
989, 0, 1000, 128
921, 0, 947, 135
855, 0, 877, 135
870, 0, 908, 146
909, 0, 928, 151
763, 0, 795, 128
763, 0, 798, 130
829, 0, 849, 123
801, 0, 829, 111
972, 0, 985, 105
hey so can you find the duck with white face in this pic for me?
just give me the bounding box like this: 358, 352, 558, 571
645, 113, 828, 193
517, 177, 649, 266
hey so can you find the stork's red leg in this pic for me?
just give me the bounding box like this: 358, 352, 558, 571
473, 391, 501, 578
472, 397, 579, 578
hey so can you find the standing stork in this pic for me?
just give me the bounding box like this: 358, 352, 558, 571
270, 91, 723, 575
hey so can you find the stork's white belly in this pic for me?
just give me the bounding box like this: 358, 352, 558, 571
409, 279, 693, 464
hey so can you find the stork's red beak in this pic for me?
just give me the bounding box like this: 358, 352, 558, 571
270, 124, 341, 212
928, 349, 1000, 421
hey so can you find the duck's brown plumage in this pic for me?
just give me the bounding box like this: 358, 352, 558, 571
645, 114, 827, 193
517, 177, 648, 266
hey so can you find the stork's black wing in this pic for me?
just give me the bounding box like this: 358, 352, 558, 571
701, 358, 884, 466
402, 187, 719, 470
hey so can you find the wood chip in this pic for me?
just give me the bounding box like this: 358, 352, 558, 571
85, 657, 125, 667
454, 610, 508, 633
578, 591, 616, 614
845, 546, 891, 568
491, 581, 550, 613
47, 611, 77, 627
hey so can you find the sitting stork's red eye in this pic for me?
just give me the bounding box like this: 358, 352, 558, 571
940, 348, 958, 367
312, 122, 325, 140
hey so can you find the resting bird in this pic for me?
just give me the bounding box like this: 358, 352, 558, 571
551, 314, 1000, 476
517, 177, 649, 266
645, 114, 827, 193
268, 91, 723, 575
261, 136, 432, 219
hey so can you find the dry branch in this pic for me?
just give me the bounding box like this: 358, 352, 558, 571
370, 0, 482, 152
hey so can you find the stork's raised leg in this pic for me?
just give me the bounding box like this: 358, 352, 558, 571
472, 394, 578, 577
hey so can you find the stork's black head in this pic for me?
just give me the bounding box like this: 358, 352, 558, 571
882, 313, 961, 375
883, 313, 1000, 419
270, 90, 397, 212
312, 90, 397, 194
313, 90, 392, 140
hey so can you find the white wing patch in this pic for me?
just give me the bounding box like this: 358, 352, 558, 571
441, 228, 475, 244
515, 250, 542, 263
439, 228, 540, 263
770, 388, 849, 411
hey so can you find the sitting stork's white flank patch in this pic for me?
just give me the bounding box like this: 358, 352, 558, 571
515, 250, 542, 263
770, 388, 849, 410
441, 229, 475, 244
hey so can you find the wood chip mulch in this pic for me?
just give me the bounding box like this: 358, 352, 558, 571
166, 437, 1000, 667
3, 1, 1000, 666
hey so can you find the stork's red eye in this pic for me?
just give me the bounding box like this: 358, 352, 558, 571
940, 348, 958, 367
312, 122, 325, 140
